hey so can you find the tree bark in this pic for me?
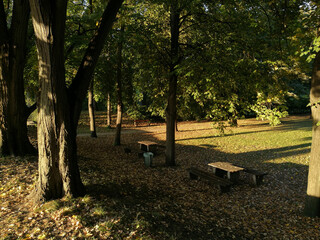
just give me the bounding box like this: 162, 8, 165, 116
87, 0, 97, 138
29, 0, 123, 201
0, 0, 9, 155
114, 25, 124, 146
88, 79, 97, 137
0, 41, 9, 155
165, 1, 180, 166
107, 91, 111, 127
30, 0, 85, 201
0, 0, 36, 156
7, 0, 36, 155
304, 50, 320, 217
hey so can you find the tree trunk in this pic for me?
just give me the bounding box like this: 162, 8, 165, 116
0, 42, 9, 156
7, 0, 36, 155
88, 79, 97, 137
304, 50, 320, 217
30, 0, 85, 201
68, 0, 124, 129
165, 2, 180, 166
0, 0, 9, 155
107, 92, 111, 127
87, 0, 97, 138
114, 26, 124, 146
175, 114, 179, 132
29, 0, 123, 201
0, 0, 36, 156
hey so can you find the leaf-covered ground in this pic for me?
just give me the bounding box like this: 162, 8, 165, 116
1, 114, 320, 239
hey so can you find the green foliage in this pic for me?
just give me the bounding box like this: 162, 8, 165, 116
251, 93, 289, 126
126, 106, 144, 120
20, 0, 314, 124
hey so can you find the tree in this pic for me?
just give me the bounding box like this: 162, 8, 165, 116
29, 0, 123, 201
87, 0, 97, 138
304, 3, 320, 215
0, 0, 36, 156
165, 0, 180, 166
106, 91, 112, 127
114, 25, 124, 146
305, 49, 320, 217
88, 79, 98, 137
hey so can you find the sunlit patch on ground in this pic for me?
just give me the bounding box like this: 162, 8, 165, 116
1, 114, 319, 239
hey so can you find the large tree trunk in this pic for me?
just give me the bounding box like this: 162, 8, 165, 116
106, 92, 111, 127
88, 80, 97, 137
0, 0, 36, 156
114, 26, 124, 146
29, 0, 123, 201
7, 0, 36, 155
304, 50, 320, 217
165, 1, 180, 166
30, 0, 85, 201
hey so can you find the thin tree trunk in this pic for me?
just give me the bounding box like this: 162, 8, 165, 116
88, 79, 97, 137
304, 50, 320, 217
175, 114, 179, 132
0, 0, 9, 155
87, 0, 97, 138
107, 92, 111, 127
68, 0, 124, 129
165, 1, 180, 166
0, 43, 9, 156
114, 25, 124, 146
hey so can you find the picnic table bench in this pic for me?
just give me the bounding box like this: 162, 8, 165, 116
188, 167, 233, 193
208, 161, 268, 186
208, 162, 244, 182
242, 168, 268, 186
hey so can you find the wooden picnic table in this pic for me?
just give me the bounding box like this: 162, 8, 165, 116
208, 161, 268, 186
138, 141, 158, 152
208, 161, 244, 181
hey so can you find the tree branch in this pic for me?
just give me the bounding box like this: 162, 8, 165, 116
135, 26, 171, 67
68, 0, 124, 126
25, 102, 37, 118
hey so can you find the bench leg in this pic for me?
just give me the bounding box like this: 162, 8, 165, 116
227, 172, 240, 182
251, 175, 264, 186
189, 172, 199, 180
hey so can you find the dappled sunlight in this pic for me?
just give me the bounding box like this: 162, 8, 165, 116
1, 115, 319, 239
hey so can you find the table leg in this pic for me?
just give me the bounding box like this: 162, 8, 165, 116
228, 172, 240, 182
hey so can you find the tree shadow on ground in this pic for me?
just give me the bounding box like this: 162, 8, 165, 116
84, 180, 240, 239
75, 117, 314, 239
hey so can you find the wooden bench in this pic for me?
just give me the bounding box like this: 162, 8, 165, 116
208, 161, 268, 186
188, 167, 233, 193
134, 119, 150, 127
243, 168, 268, 186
